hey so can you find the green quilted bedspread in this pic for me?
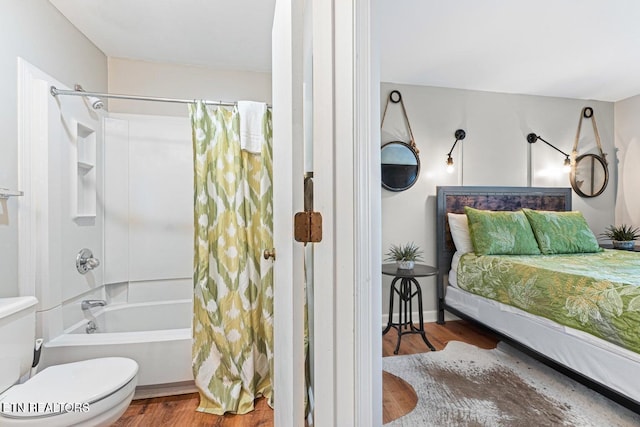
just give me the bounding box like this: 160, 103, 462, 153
457, 249, 640, 355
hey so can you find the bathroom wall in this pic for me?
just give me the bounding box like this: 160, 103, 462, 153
0, 1, 107, 297
380, 82, 616, 322
102, 58, 272, 304
107, 57, 272, 116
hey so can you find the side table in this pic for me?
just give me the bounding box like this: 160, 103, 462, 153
382, 263, 438, 354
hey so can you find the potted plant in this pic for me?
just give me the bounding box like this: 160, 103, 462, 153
600, 224, 640, 250
385, 242, 423, 269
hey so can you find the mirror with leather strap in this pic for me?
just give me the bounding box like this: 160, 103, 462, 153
570, 107, 609, 198
380, 90, 421, 191
381, 141, 420, 191
570, 153, 609, 198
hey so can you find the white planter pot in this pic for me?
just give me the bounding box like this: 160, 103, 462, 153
396, 260, 415, 270
612, 240, 635, 250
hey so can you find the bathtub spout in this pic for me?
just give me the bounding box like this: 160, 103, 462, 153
81, 299, 107, 310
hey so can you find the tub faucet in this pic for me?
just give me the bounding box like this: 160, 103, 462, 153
81, 299, 106, 310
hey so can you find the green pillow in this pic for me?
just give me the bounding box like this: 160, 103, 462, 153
522, 209, 601, 254
464, 207, 541, 255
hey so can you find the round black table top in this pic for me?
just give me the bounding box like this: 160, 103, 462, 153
382, 263, 438, 278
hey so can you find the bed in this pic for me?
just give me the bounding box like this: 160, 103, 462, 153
436, 186, 640, 412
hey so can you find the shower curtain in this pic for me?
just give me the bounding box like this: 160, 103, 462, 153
190, 101, 273, 415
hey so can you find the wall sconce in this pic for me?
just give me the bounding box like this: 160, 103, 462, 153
446, 129, 466, 173
526, 133, 571, 172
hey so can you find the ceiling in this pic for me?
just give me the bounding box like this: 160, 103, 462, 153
50, 0, 640, 102
379, 0, 640, 102
49, 0, 276, 73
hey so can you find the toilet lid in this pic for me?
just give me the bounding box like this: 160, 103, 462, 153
0, 357, 138, 419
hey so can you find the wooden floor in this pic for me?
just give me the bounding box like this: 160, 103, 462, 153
113, 320, 498, 426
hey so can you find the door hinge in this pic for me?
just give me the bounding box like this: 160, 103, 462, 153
294, 211, 322, 243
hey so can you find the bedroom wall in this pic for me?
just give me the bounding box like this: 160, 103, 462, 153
380, 82, 616, 322
613, 95, 640, 227
0, 1, 107, 297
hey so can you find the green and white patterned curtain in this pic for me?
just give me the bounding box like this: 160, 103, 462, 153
189, 101, 273, 415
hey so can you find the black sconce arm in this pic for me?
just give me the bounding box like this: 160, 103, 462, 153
447, 129, 467, 157
526, 133, 570, 158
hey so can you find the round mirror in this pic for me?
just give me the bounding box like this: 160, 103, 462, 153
381, 141, 420, 191
570, 153, 609, 198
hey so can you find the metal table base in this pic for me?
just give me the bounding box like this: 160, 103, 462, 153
383, 276, 436, 354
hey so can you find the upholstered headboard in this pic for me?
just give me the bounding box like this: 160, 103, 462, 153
435, 186, 572, 323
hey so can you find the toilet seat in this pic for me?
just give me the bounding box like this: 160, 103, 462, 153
0, 357, 137, 426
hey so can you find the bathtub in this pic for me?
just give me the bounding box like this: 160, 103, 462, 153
41, 299, 195, 398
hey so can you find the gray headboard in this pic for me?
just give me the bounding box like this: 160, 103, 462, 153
435, 186, 572, 323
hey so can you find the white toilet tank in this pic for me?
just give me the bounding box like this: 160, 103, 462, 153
0, 297, 38, 394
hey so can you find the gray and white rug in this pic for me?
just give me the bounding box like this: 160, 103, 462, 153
383, 341, 640, 426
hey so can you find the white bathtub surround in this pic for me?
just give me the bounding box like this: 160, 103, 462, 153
103, 279, 193, 307
103, 113, 193, 286
98, 112, 195, 397
41, 300, 193, 397
190, 101, 274, 415
76, 299, 190, 333
125, 279, 192, 303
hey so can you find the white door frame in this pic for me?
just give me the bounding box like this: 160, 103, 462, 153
272, 0, 380, 425
272, 0, 307, 425
313, 1, 381, 425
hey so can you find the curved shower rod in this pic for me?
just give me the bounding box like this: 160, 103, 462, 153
50, 86, 271, 109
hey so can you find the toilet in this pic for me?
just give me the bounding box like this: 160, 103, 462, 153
0, 296, 138, 426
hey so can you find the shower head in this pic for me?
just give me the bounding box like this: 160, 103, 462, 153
74, 84, 104, 110
89, 96, 104, 110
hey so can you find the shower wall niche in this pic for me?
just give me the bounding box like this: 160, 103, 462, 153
74, 121, 97, 218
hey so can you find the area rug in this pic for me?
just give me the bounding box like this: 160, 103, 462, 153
382, 341, 640, 426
